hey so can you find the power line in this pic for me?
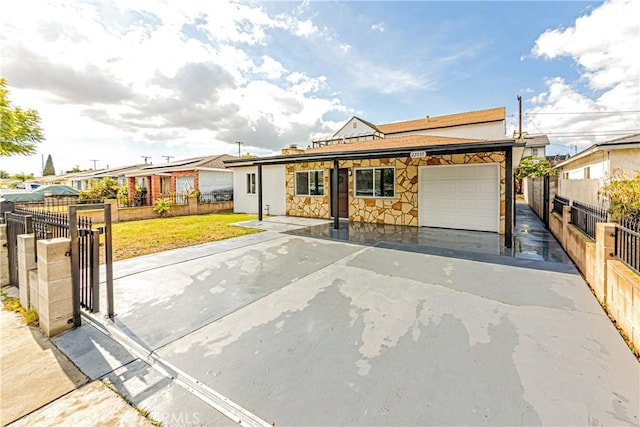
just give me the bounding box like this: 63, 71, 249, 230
525, 110, 640, 115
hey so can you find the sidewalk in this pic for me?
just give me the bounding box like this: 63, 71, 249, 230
0, 287, 152, 426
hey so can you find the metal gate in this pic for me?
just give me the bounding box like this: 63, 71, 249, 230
69, 204, 114, 327
4, 212, 33, 287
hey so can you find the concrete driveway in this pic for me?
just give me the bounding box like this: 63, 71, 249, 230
54, 221, 639, 426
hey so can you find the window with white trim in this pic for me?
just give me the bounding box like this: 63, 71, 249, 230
246, 173, 256, 194
295, 170, 324, 196
355, 167, 395, 198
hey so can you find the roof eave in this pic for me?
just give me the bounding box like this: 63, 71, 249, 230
225, 139, 517, 167
554, 141, 640, 169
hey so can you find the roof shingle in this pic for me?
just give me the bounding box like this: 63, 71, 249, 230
376, 107, 505, 135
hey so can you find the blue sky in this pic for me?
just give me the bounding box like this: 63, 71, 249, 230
1, 0, 638, 175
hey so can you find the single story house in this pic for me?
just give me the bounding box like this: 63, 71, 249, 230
227, 107, 524, 246
124, 154, 237, 205
69, 165, 143, 191
554, 133, 640, 205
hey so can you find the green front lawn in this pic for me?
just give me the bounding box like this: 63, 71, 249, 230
109, 212, 260, 261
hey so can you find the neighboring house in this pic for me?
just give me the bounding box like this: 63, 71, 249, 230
522, 135, 550, 160
554, 133, 640, 206
70, 165, 143, 190
227, 107, 523, 246
35, 170, 94, 188
546, 154, 569, 167
124, 154, 237, 204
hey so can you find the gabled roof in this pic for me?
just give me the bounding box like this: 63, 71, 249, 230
126, 154, 238, 176
524, 134, 550, 148
376, 107, 505, 135
331, 116, 381, 137
554, 133, 640, 169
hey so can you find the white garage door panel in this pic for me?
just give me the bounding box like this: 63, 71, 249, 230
419, 164, 500, 232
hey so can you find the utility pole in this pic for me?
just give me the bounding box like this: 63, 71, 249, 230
162, 155, 174, 163
141, 156, 151, 165
236, 141, 244, 157
517, 95, 522, 140
90, 159, 99, 169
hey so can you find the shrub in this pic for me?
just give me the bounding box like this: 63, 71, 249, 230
153, 198, 171, 217
600, 171, 640, 220
79, 177, 123, 201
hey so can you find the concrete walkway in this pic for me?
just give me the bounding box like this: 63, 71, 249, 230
0, 288, 152, 426
51, 207, 639, 426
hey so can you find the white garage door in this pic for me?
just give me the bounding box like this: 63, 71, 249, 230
418, 164, 500, 232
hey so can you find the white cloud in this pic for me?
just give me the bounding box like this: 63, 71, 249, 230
526, 0, 640, 152
0, 0, 348, 174
371, 22, 385, 32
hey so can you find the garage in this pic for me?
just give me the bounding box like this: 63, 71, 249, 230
418, 163, 500, 232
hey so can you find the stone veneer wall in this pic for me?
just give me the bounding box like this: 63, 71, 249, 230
285, 152, 506, 232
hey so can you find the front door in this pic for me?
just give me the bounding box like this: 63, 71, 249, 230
330, 168, 349, 218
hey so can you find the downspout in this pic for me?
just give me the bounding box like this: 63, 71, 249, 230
332, 159, 339, 229
257, 165, 263, 221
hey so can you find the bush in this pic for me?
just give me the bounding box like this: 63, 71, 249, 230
153, 198, 171, 217
79, 177, 123, 201
600, 171, 640, 220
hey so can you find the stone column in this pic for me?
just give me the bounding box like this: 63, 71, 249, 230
37, 238, 73, 338
0, 225, 9, 286
17, 234, 37, 309
594, 223, 616, 303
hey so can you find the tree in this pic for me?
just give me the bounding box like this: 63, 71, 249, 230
43, 154, 56, 176
11, 172, 35, 182
0, 170, 9, 179
515, 156, 556, 180
0, 78, 44, 156
600, 171, 640, 220
65, 166, 82, 173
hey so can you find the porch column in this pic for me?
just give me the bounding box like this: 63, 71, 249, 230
257, 164, 263, 221
505, 147, 513, 248
332, 159, 339, 229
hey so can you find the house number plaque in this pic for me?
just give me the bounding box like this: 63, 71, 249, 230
410, 150, 427, 158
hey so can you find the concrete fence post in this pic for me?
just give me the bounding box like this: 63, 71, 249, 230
594, 222, 616, 303
17, 234, 37, 309
188, 195, 198, 216
0, 225, 9, 286
37, 237, 74, 338
106, 199, 119, 223
561, 205, 571, 249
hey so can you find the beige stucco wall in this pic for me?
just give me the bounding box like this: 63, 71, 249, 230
285, 151, 506, 232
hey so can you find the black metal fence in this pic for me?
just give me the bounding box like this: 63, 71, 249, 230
615, 218, 640, 275
15, 206, 74, 240
198, 189, 233, 203
4, 212, 33, 287
553, 195, 570, 215
570, 201, 609, 240
6, 204, 108, 316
